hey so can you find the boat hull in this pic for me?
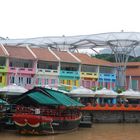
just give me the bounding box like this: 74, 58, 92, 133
12, 114, 81, 135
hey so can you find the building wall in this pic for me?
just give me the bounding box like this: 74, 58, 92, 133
7, 73, 35, 89
35, 75, 59, 87
91, 111, 140, 123
0, 73, 7, 87
59, 76, 80, 91
126, 76, 140, 90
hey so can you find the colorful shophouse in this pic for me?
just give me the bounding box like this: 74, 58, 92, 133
5, 45, 36, 89
125, 62, 140, 90
30, 47, 59, 87
98, 59, 116, 89
0, 44, 8, 87
53, 50, 81, 91
74, 53, 98, 89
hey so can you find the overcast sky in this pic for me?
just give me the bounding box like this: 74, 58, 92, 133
0, 0, 140, 39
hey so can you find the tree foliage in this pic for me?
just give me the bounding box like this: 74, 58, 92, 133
92, 54, 140, 62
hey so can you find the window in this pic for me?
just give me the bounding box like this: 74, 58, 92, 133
10, 76, 15, 84
74, 80, 77, 86
24, 63, 29, 68
0, 76, 2, 83
27, 77, 32, 84
19, 77, 23, 84
9, 62, 13, 67
38, 78, 42, 85
67, 80, 70, 85
51, 79, 55, 84
44, 79, 49, 85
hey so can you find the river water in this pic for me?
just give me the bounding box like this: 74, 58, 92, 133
0, 123, 140, 140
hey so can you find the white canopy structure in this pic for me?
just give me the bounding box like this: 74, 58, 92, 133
118, 89, 140, 99
95, 88, 118, 98
1, 32, 140, 88
69, 86, 95, 97
0, 32, 140, 50
1, 84, 28, 95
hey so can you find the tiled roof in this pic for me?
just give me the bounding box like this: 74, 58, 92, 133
114, 62, 140, 67
53, 51, 79, 63
126, 68, 140, 76
31, 48, 58, 62
4, 45, 35, 60
74, 53, 113, 66
0, 45, 6, 57
126, 62, 140, 66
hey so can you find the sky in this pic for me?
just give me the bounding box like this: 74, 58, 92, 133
0, 0, 140, 39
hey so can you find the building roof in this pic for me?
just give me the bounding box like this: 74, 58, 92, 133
53, 50, 79, 63
73, 53, 95, 65
4, 45, 35, 60
0, 32, 140, 53
0, 45, 6, 57
125, 62, 140, 76
126, 68, 140, 76
126, 62, 140, 66
31, 48, 58, 62
74, 53, 113, 66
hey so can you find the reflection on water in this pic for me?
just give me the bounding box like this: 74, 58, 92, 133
0, 124, 140, 140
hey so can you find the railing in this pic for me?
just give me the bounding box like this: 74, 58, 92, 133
0, 66, 7, 72
99, 73, 116, 79
81, 103, 140, 111
81, 72, 98, 78
60, 70, 80, 77
8, 67, 35, 74
37, 69, 58, 75
14, 106, 81, 120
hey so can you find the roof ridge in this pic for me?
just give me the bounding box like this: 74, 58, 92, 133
26, 45, 37, 59
67, 51, 81, 63
1, 44, 9, 56
48, 47, 61, 61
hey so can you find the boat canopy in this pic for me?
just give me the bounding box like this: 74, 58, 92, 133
14, 87, 84, 107
44, 88, 84, 107
0, 99, 8, 105
28, 92, 60, 105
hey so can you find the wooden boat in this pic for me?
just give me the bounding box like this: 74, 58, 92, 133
12, 87, 84, 135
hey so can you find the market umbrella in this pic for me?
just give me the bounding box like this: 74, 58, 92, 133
69, 86, 95, 97
118, 89, 140, 99
1, 84, 28, 95
95, 88, 118, 98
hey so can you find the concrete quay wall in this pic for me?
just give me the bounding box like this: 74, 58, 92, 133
90, 111, 140, 123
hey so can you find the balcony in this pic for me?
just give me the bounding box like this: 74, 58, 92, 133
99, 73, 116, 82
8, 67, 35, 74
81, 72, 98, 79
37, 68, 58, 75
0, 66, 7, 72
60, 70, 80, 77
